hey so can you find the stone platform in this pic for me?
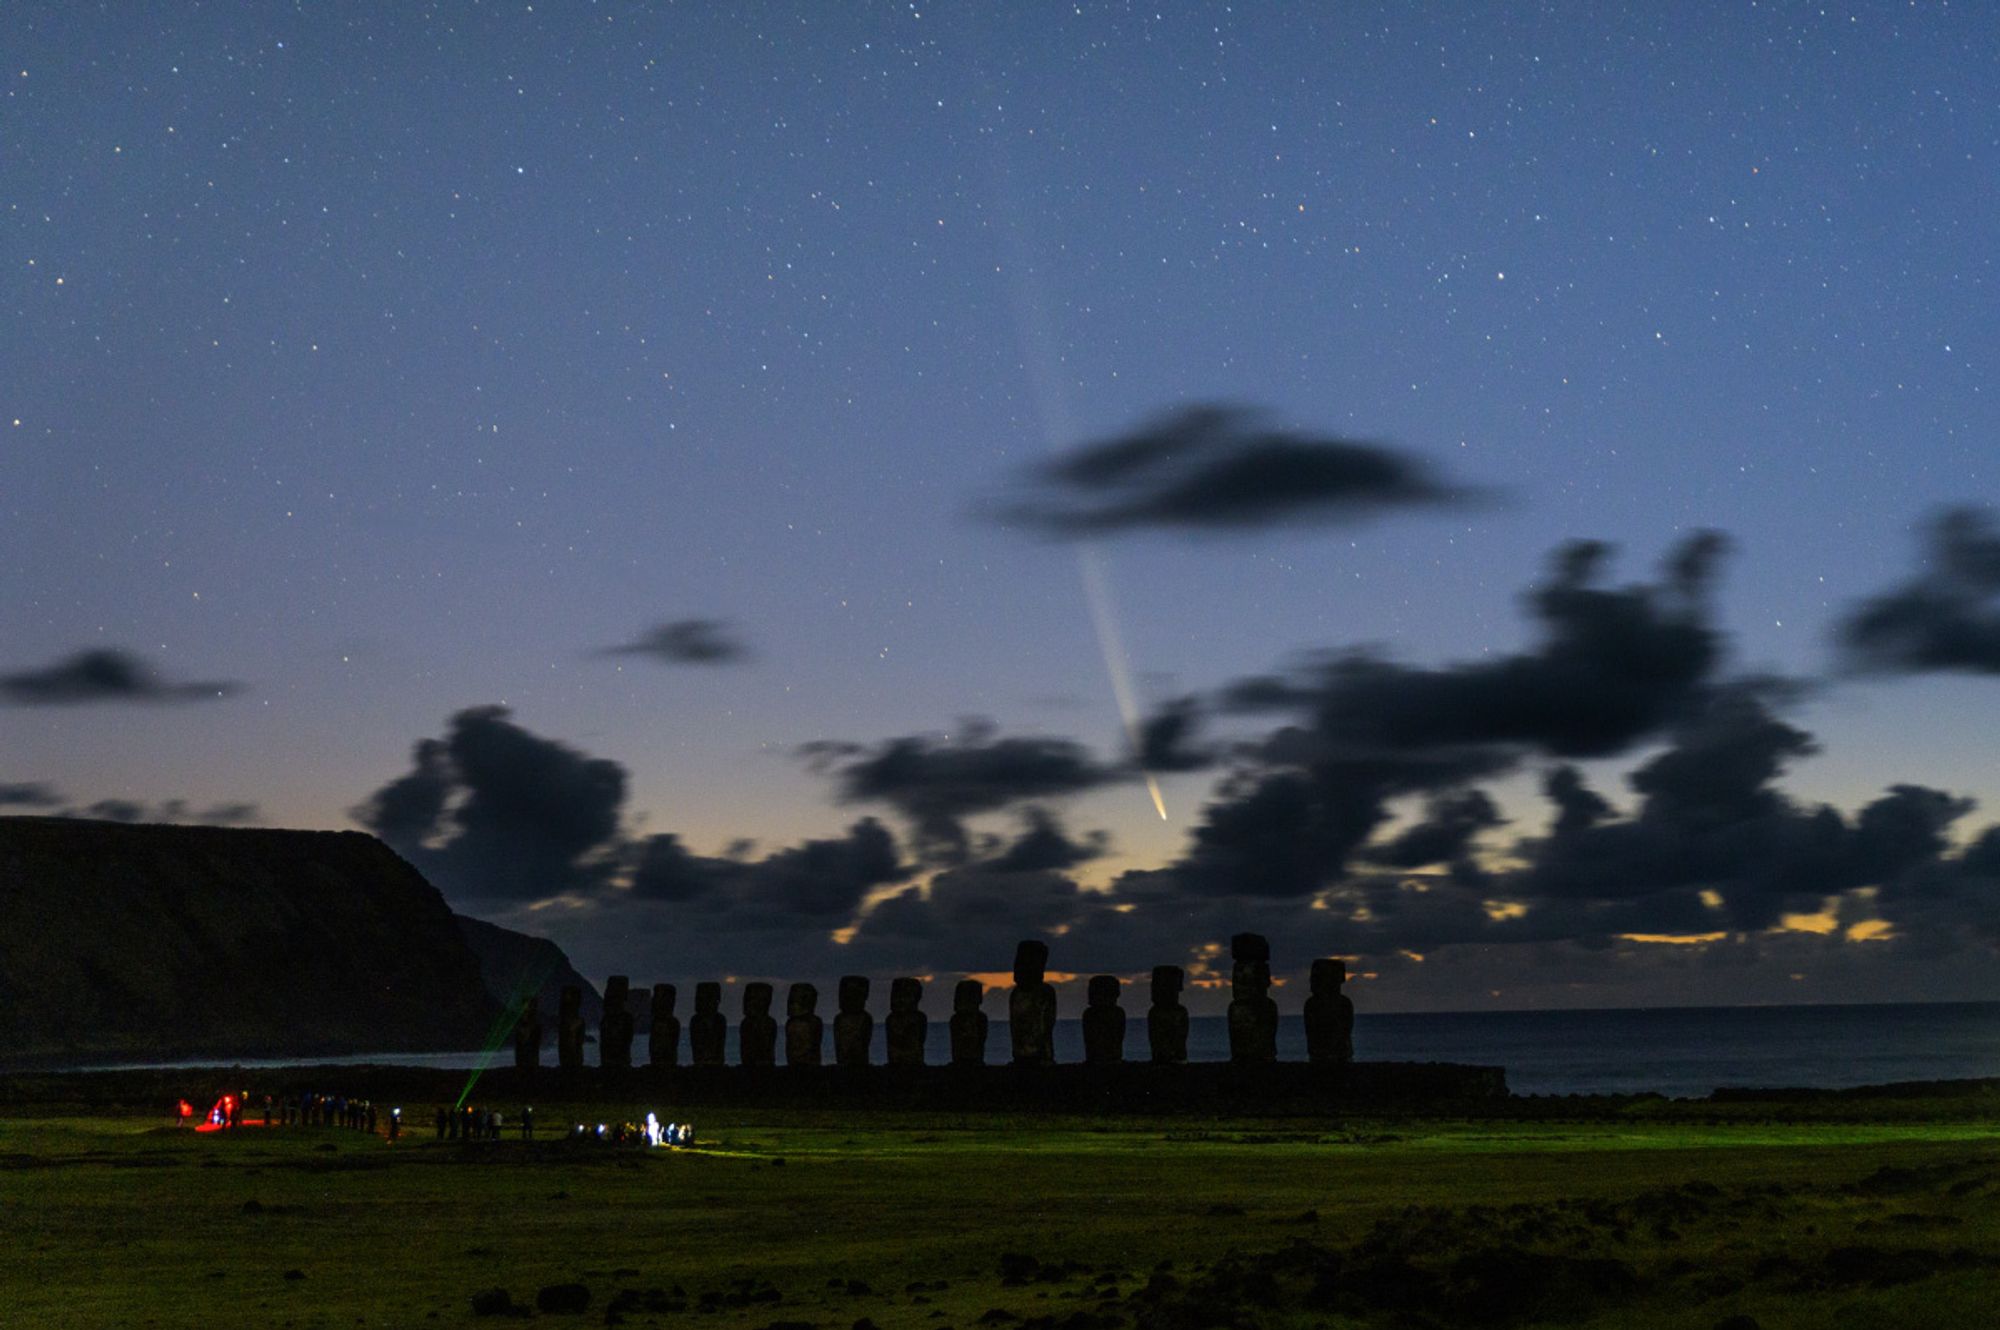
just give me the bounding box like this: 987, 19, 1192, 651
474, 1058, 1508, 1113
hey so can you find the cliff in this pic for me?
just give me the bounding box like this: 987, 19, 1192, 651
0, 817, 501, 1063
455, 914, 603, 1032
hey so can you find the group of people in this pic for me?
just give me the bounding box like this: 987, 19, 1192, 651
430, 1105, 698, 1148
184, 1090, 396, 1137
565, 1113, 695, 1148
184, 1090, 695, 1152
434, 1103, 528, 1141
283, 1092, 383, 1133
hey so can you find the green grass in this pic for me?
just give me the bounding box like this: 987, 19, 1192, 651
3, 1106, 1999, 1328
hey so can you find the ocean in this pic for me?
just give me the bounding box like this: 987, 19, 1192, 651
68, 1001, 2000, 1097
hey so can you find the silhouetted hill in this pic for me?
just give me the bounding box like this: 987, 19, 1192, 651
455, 914, 602, 1032
0, 818, 501, 1063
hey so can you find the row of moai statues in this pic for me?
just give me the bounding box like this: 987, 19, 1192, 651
511, 933, 1354, 1071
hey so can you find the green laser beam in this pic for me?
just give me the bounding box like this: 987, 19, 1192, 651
455, 953, 561, 1110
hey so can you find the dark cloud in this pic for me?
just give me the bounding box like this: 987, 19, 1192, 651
1544, 765, 1616, 837
849, 864, 1087, 974
16, 795, 262, 825
599, 618, 749, 666
983, 807, 1108, 874
1148, 534, 1729, 904
625, 832, 733, 904
990, 403, 1482, 536
357, 738, 453, 847
1501, 690, 1847, 929
1365, 790, 1505, 870
354, 705, 628, 902
1170, 743, 1515, 901
0, 782, 62, 808
0, 648, 244, 706
192, 801, 262, 826
629, 816, 906, 918
1134, 697, 1216, 773
1220, 534, 1730, 760
1840, 507, 2000, 674
801, 718, 1124, 863
81, 799, 148, 823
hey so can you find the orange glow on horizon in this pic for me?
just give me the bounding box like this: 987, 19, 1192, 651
1617, 931, 1729, 945
1778, 909, 1839, 935
960, 969, 1080, 989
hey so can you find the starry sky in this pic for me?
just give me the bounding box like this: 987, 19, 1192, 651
5, 1, 1999, 1011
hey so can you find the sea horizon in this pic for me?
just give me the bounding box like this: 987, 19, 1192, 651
53, 998, 2000, 1099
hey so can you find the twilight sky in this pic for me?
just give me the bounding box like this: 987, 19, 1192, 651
5, 1, 1999, 1011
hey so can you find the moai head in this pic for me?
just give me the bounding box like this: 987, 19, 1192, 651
604, 975, 631, 1008
1230, 932, 1272, 965
744, 982, 773, 1018
694, 981, 722, 1015
788, 982, 819, 1019
838, 975, 870, 1014
1013, 939, 1049, 987
1150, 966, 1183, 1005
559, 984, 581, 1019
1311, 958, 1346, 995
1088, 975, 1121, 1009
651, 983, 677, 1017
953, 978, 983, 1013
1232, 959, 1272, 996
890, 977, 922, 1014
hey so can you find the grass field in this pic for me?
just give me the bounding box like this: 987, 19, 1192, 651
4, 1102, 1999, 1328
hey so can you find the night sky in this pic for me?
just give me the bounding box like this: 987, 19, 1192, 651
6, 2, 1999, 1012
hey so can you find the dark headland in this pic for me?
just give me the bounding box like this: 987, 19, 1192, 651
0, 817, 531, 1064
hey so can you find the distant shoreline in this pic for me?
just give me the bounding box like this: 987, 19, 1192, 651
7, 1000, 2000, 1101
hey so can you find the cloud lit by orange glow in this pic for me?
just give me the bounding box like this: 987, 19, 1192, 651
1617, 931, 1729, 945
961, 970, 1080, 990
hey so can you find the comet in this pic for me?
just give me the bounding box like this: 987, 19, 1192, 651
1080, 546, 1169, 820
989, 141, 1170, 821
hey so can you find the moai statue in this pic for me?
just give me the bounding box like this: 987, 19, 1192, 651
949, 979, 989, 1066
600, 975, 635, 1071
689, 982, 727, 1067
1082, 975, 1126, 1066
885, 977, 927, 1067
739, 982, 778, 1068
833, 975, 873, 1069
1147, 965, 1189, 1064
1226, 933, 1279, 1064
557, 984, 586, 1071
512, 994, 543, 1072
1008, 940, 1058, 1066
785, 983, 823, 1067
648, 984, 680, 1068
1304, 958, 1356, 1066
